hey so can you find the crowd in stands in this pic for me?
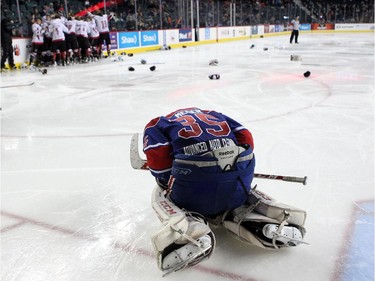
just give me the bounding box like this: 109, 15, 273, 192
300, 0, 374, 23
1, 0, 374, 37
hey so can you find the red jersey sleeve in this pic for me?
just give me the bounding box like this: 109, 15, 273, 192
234, 129, 254, 150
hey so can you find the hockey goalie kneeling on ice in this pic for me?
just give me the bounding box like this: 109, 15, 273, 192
143, 108, 307, 275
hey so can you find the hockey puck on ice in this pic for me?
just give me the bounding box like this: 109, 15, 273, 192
209, 59, 218, 66
120, 52, 126, 55
141, 59, 147, 64
149, 66, 156, 71
128, 53, 133, 57
250, 44, 255, 49
182, 45, 187, 48
209, 74, 220, 80
303, 71, 311, 78
260, 35, 264, 38
128, 66, 135, 71
291, 55, 302, 61
263, 48, 268, 51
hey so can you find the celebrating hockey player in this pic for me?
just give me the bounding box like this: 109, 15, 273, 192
75, 16, 92, 63
50, 14, 68, 66
87, 17, 100, 60
64, 15, 80, 64
142, 107, 307, 275
30, 18, 45, 67
88, 11, 112, 57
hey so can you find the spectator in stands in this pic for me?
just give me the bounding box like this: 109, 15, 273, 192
31, 7, 42, 21
137, 11, 146, 30
25, 0, 36, 10
126, 11, 137, 30
43, 4, 54, 16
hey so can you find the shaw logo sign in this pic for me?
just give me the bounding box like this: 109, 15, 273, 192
118, 32, 140, 48
141, 31, 159, 46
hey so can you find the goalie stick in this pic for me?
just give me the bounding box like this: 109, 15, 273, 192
130, 133, 307, 185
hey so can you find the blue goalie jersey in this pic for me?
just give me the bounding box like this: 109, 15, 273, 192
143, 107, 255, 216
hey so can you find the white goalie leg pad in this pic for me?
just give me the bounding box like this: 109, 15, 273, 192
223, 187, 307, 249
250, 188, 307, 227
151, 186, 215, 273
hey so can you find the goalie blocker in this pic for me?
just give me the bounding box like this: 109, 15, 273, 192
151, 185, 307, 275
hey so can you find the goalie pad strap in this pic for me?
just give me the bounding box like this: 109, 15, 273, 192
249, 189, 307, 227
223, 220, 269, 249
222, 188, 307, 249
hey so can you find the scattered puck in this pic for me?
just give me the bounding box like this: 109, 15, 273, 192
182, 45, 187, 48
209, 59, 218, 66
128, 53, 133, 57
303, 71, 311, 78
149, 66, 156, 71
263, 48, 268, 51
141, 59, 147, 64
120, 52, 126, 55
250, 44, 255, 48
290, 55, 302, 61
260, 35, 264, 38
42, 69, 47, 75
209, 74, 220, 80
128, 66, 135, 71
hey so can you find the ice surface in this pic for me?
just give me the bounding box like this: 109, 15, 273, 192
1, 33, 374, 281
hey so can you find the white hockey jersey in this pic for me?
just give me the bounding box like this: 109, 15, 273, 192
31, 23, 44, 44
88, 19, 99, 38
65, 19, 77, 35
42, 20, 52, 38
89, 13, 109, 33
76, 20, 89, 38
51, 18, 68, 42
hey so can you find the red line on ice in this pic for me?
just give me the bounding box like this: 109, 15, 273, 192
1, 210, 263, 281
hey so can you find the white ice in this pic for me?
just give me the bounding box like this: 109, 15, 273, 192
1, 32, 374, 281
